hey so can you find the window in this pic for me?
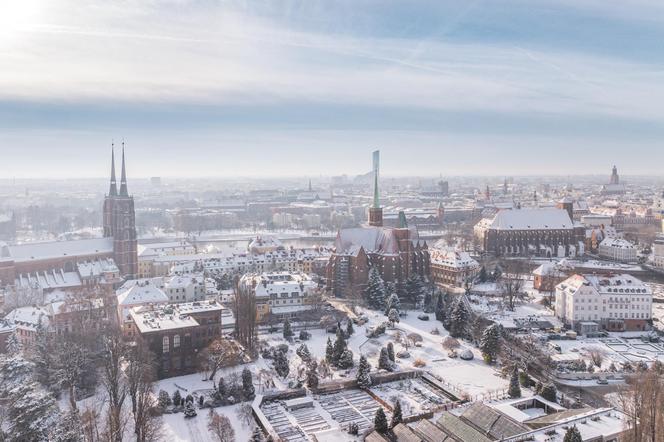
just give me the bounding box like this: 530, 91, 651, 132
174, 334, 180, 348
163, 336, 170, 353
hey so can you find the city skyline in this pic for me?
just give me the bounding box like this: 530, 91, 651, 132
2, 0, 664, 177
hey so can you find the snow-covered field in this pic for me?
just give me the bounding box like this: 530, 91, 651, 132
161, 403, 253, 442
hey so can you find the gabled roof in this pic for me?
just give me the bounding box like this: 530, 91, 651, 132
436, 412, 491, 442
461, 403, 530, 439
486, 208, 573, 230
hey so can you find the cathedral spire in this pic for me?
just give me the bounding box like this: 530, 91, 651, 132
119, 141, 128, 197
109, 142, 118, 196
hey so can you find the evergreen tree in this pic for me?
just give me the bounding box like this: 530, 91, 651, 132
563, 425, 583, 442
242, 367, 255, 399
480, 324, 501, 364
404, 274, 424, 304
250, 426, 266, 442
325, 337, 334, 363
283, 318, 293, 339
296, 343, 312, 363
337, 350, 354, 369
274, 350, 290, 378
540, 383, 558, 403
184, 401, 197, 418
435, 294, 445, 322
384, 293, 401, 316
50, 409, 83, 442
217, 378, 227, 397
306, 360, 319, 390
373, 408, 388, 434
356, 355, 372, 388
33, 318, 53, 387
508, 367, 522, 398
387, 342, 395, 363
6, 330, 21, 353
478, 266, 487, 283
390, 400, 403, 428
448, 299, 469, 338
365, 267, 386, 310
378, 347, 392, 371
173, 390, 182, 406
346, 320, 354, 336
158, 390, 172, 408
11, 384, 59, 440
333, 328, 347, 363
388, 308, 400, 327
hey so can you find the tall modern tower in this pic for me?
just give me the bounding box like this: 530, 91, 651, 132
368, 150, 383, 227
103, 142, 138, 279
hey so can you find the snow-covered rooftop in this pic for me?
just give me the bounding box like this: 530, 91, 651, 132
486, 208, 573, 230
430, 245, 479, 269
117, 281, 169, 306
130, 300, 222, 333
7, 237, 113, 262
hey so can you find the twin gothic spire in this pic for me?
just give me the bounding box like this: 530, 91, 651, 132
109, 141, 129, 197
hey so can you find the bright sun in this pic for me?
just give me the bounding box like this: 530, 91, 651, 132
0, 0, 43, 42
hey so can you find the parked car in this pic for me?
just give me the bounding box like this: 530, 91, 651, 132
417, 314, 430, 321
596, 378, 609, 385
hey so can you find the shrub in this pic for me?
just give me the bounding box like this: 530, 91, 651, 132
413, 358, 426, 368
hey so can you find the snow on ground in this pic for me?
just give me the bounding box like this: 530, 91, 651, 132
161, 403, 254, 442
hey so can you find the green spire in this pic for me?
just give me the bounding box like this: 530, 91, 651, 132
398, 211, 407, 228
373, 169, 380, 208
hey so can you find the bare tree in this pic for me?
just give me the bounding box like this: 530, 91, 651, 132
588, 349, 606, 368
100, 331, 127, 442
235, 403, 254, 427
233, 279, 257, 352
126, 343, 162, 442
618, 365, 664, 441
207, 410, 235, 442
200, 337, 247, 381
498, 260, 527, 311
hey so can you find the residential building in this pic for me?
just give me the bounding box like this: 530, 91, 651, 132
430, 245, 480, 287
129, 300, 223, 377
240, 271, 318, 322
653, 235, 664, 269
598, 237, 637, 263
555, 273, 652, 332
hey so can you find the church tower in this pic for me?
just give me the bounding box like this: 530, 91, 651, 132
368, 150, 383, 227
103, 143, 138, 279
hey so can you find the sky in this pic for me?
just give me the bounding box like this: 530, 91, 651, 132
1, 0, 664, 178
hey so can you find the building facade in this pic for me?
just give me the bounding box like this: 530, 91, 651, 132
103, 145, 139, 279
555, 273, 652, 332
429, 246, 479, 288
241, 271, 318, 322
475, 208, 585, 258
598, 237, 637, 263
129, 300, 223, 378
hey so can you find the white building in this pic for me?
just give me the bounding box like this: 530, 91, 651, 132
598, 237, 637, 263
653, 235, 664, 270
555, 273, 652, 332
240, 271, 318, 321
429, 245, 480, 287
116, 280, 169, 327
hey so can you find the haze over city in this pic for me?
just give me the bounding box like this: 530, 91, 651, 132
2, 2, 664, 442
2, 0, 664, 177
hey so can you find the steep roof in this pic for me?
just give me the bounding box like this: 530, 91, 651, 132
487, 208, 573, 230
334, 226, 420, 256
8, 238, 113, 262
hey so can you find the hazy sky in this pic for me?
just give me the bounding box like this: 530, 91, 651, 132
1, 0, 664, 178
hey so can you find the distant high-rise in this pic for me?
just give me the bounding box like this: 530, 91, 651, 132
368, 150, 383, 227
103, 143, 138, 278
610, 165, 620, 185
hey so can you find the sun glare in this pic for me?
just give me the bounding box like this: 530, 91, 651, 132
0, 0, 42, 43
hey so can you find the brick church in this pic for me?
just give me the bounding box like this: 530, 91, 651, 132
0, 146, 138, 285
326, 152, 429, 299
103, 145, 138, 279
